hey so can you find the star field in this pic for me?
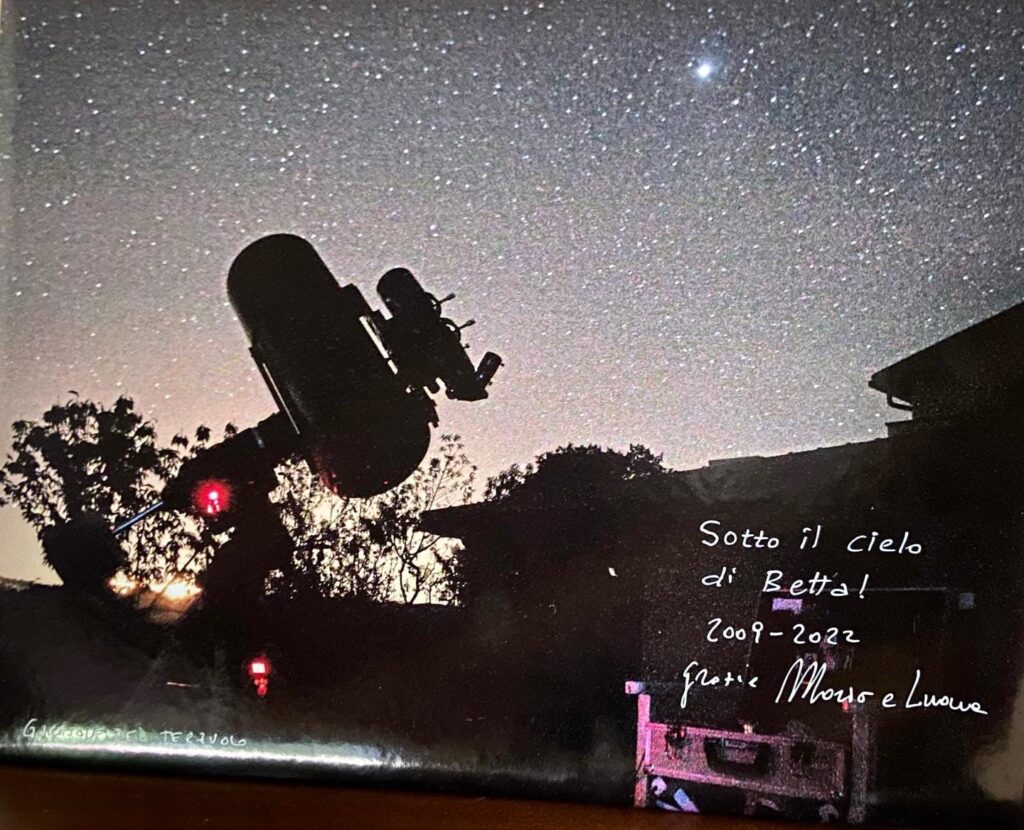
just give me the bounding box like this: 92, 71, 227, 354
2, 0, 1023, 579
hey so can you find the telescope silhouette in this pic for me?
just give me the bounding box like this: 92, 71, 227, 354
117, 233, 502, 535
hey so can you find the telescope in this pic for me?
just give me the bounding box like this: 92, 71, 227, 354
116, 233, 501, 534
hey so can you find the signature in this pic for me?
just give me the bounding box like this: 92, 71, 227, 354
774, 658, 988, 715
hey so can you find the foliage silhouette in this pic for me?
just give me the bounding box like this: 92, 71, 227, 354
273, 433, 475, 604
485, 442, 665, 504
0, 395, 229, 586
448, 442, 667, 610
1, 396, 475, 603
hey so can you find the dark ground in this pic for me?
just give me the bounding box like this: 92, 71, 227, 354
0, 583, 636, 804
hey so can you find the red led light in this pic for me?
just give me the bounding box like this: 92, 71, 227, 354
247, 655, 272, 698
192, 479, 232, 517
247, 655, 272, 678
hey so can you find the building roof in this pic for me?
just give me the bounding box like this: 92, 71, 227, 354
869, 301, 1024, 409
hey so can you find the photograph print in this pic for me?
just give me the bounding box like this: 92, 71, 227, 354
1, 1, 1023, 826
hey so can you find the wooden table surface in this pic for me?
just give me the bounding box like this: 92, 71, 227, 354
0, 764, 815, 830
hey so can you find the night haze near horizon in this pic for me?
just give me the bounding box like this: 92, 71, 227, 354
2, 0, 1023, 582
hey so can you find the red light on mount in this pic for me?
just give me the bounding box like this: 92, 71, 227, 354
191, 479, 232, 517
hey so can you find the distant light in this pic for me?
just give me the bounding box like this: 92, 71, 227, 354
695, 61, 714, 80
148, 577, 202, 601
107, 572, 140, 596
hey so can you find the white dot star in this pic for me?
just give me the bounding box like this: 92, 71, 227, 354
695, 61, 715, 80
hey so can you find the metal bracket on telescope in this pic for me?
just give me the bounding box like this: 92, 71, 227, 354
113, 501, 166, 537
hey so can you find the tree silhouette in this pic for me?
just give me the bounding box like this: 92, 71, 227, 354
0, 396, 173, 531
273, 434, 475, 604
0, 395, 228, 586
485, 442, 665, 503
447, 442, 667, 608
1, 396, 475, 603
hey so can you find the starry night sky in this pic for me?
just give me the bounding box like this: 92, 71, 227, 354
2, 0, 1023, 581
